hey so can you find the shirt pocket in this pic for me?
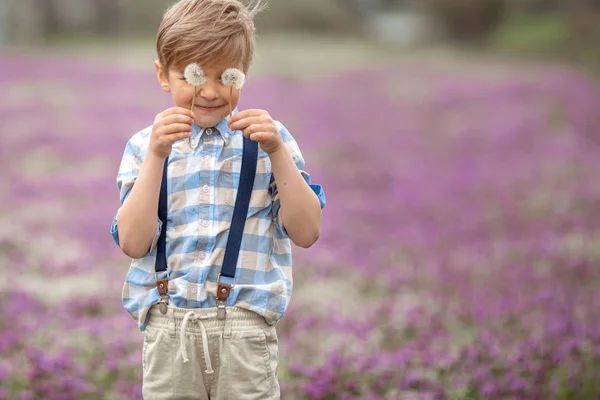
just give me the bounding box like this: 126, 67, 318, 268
219, 155, 272, 214
218, 156, 237, 208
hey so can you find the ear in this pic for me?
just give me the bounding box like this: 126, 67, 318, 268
155, 60, 171, 92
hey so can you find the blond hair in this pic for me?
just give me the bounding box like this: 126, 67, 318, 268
157, 0, 264, 75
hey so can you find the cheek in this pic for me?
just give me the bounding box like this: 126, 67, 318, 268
171, 80, 189, 93
181, 84, 195, 98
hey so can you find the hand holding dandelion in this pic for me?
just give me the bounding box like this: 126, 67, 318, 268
150, 107, 195, 159
229, 109, 283, 154
221, 68, 245, 119
184, 63, 206, 148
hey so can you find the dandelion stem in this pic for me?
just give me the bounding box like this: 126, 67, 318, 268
229, 87, 233, 119
189, 87, 197, 149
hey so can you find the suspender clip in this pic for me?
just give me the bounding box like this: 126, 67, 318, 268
156, 273, 169, 315
158, 297, 169, 315
216, 301, 226, 320
216, 274, 232, 320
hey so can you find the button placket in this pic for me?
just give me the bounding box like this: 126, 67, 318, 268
188, 283, 198, 299
198, 136, 212, 257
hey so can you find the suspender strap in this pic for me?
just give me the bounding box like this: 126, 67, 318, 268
154, 136, 259, 319
220, 137, 258, 278
156, 157, 169, 273
217, 137, 258, 318
155, 157, 169, 304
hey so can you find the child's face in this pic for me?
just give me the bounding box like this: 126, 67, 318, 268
156, 58, 243, 128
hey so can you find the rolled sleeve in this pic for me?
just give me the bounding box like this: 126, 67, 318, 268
270, 122, 326, 234
110, 211, 120, 246
310, 182, 326, 209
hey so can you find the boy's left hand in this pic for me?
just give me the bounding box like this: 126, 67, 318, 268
229, 109, 283, 154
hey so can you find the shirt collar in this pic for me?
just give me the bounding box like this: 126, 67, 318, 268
190, 107, 239, 147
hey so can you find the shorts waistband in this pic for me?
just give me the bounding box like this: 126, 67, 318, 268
147, 305, 268, 333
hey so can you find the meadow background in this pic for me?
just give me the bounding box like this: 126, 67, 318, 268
1, 0, 600, 399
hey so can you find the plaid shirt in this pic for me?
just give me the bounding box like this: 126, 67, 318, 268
111, 112, 326, 331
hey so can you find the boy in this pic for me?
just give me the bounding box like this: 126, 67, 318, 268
109, 0, 326, 399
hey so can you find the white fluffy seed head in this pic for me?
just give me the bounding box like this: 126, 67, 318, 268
184, 63, 206, 86
221, 68, 245, 90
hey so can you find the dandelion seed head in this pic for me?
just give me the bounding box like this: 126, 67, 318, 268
221, 68, 245, 90
184, 63, 206, 86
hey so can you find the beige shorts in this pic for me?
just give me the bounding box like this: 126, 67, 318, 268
141, 305, 280, 400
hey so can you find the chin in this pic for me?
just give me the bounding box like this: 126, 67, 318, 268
194, 109, 228, 128
195, 117, 223, 128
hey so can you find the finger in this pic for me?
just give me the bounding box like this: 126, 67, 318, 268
161, 114, 195, 126
249, 132, 264, 142
161, 107, 195, 118
242, 124, 273, 138
230, 109, 268, 123
158, 107, 196, 119
158, 123, 193, 136
230, 116, 268, 131
165, 130, 192, 143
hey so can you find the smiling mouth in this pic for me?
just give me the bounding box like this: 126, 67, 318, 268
195, 105, 223, 111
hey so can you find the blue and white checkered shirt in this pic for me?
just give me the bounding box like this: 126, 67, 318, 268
111, 112, 326, 331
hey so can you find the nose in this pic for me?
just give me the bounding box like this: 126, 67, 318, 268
199, 81, 219, 101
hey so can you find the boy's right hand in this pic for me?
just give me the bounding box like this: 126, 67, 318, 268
150, 107, 195, 159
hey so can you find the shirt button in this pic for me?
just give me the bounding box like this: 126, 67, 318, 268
202, 184, 210, 193
198, 251, 206, 260
191, 287, 197, 294
202, 218, 209, 227
205, 128, 213, 135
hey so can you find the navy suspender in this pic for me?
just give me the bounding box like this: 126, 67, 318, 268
216, 137, 258, 318
155, 157, 169, 313
155, 136, 259, 319
155, 156, 169, 273
220, 137, 259, 279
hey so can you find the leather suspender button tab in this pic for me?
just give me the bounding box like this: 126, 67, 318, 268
156, 278, 169, 296
217, 283, 231, 301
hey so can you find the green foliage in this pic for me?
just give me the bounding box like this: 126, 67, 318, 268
491, 12, 571, 53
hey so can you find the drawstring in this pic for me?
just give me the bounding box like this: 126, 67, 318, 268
180, 311, 214, 374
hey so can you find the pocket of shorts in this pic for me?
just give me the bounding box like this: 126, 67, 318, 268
142, 335, 148, 373
141, 327, 153, 375
141, 327, 175, 396
227, 328, 277, 398
262, 325, 280, 394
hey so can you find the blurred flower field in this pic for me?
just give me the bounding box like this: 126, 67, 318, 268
1, 52, 600, 399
